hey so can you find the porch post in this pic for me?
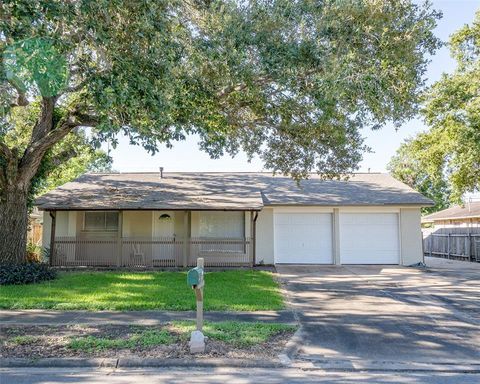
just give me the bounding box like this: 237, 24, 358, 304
49, 211, 56, 266
117, 211, 123, 267
183, 210, 189, 268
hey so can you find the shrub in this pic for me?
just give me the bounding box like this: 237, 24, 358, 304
26, 243, 42, 263
0, 263, 57, 285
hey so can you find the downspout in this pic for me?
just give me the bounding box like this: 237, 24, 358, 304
49, 211, 56, 266
252, 211, 259, 267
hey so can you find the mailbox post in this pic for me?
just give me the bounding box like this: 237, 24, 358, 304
187, 258, 205, 353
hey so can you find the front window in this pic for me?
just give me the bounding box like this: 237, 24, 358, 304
198, 211, 245, 238
84, 211, 119, 231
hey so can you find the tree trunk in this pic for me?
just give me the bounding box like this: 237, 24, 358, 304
0, 187, 29, 264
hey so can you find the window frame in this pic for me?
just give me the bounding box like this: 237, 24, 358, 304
198, 211, 245, 239
83, 211, 119, 232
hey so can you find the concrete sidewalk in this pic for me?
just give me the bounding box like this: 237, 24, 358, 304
0, 309, 296, 326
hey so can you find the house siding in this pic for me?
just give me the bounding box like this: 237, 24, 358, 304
123, 211, 152, 237
255, 208, 274, 265
400, 208, 423, 265
42, 211, 76, 248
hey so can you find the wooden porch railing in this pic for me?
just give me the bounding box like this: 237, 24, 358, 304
52, 237, 252, 268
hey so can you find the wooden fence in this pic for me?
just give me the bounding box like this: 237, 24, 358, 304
52, 237, 252, 268
423, 229, 480, 262
27, 221, 42, 245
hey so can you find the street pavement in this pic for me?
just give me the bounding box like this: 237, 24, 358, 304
2, 367, 480, 384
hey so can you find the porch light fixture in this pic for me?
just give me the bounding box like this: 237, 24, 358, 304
159, 213, 171, 220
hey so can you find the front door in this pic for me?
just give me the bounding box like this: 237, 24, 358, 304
152, 211, 175, 260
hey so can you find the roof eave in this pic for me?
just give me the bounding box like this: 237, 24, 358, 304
421, 215, 480, 222
37, 206, 264, 212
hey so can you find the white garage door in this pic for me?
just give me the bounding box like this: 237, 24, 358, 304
340, 213, 399, 264
274, 213, 333, 264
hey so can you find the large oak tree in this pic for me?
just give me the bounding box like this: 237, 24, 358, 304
1, 0, 441, 263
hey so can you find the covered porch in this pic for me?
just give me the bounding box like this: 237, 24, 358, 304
44, 209, 258, 268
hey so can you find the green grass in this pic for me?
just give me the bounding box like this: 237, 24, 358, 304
68, 329, 173, 352
66, 322, 296, 352
0, 270, 284, 311
9, 335, 40, 346
171, 321, 297, 347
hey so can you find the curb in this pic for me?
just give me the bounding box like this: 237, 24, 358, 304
292, 358, 480, 373
282, 326, 305, 360
0, 357, 283, 369
117, 358, 282, 368
0, 358, 117, 368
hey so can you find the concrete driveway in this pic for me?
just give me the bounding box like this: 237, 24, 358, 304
277, 257, 480, 365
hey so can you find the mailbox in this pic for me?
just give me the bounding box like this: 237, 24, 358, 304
187, 266, 204, 288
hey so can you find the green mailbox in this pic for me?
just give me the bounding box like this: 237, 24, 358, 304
187, 266, 204, 288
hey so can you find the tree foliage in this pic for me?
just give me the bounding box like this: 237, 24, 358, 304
387, 139, 451, 213
0, 0, 441, 263
389, 10, 480, 207
1, 0, 441, 178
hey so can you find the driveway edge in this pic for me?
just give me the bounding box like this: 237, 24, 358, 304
282, 326, 305, 359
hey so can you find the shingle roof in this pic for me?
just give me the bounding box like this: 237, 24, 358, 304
35, 172, 433, 211
422, 202, 480, 222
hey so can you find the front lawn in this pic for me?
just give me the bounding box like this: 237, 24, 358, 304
0, 270, 284, 311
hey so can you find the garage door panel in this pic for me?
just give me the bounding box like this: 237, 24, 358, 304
274, 213, 333, 264
340, 213, 399, 265
341, 214, 398, 226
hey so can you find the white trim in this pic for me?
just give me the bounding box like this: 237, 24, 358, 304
333, 208, 341, 265
398, 211, 403, 265
338, 207, 400, 213
151, 211, 155, 238
273, 206, 334, 213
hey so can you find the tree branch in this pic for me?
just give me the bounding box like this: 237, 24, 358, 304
28, 97, 57, 145
17, 108, 99, 187
5, 78, 30, 107
0, 141, 13, 160
65, 79, 88, 94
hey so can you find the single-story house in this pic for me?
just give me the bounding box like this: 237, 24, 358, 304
422, 201, 480, 229
36, 172, 433, 268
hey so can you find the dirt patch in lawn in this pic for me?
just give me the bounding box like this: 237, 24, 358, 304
0, 323, 296, 360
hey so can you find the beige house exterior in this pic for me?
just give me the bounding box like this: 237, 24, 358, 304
38, 172, 432, 267
254, 206, 423, 266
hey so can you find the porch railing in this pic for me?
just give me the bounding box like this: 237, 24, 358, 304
52, 237, 252, 268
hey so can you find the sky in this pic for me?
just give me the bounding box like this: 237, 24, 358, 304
106, 0, 479, 174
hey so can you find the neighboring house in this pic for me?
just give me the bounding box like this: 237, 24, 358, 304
422, 202, 480, 229
422, 202, 480, 262
36, 172, 433, 268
